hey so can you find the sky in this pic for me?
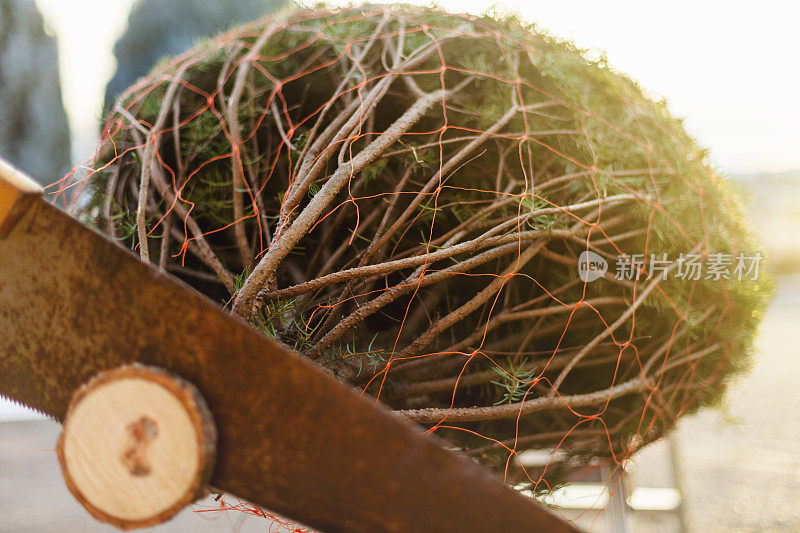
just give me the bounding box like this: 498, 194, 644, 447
3, 0, 797, 420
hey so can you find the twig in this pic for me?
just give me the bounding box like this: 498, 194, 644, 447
134, 67, 188, 262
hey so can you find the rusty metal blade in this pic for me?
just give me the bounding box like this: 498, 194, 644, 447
0, 171, 579, 532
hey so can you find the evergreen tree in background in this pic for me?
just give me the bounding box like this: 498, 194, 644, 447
0, 0, 70, 185
104, 0, 289, 108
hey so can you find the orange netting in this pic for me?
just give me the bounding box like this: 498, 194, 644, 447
53, 4, 766, 525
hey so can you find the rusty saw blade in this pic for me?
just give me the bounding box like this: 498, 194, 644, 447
0, 159, 580, 533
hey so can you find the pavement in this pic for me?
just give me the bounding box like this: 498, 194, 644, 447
0, 418, 291, 532
673, 275, 800, 532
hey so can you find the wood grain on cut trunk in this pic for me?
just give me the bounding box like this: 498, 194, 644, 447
57, 365, 216, 530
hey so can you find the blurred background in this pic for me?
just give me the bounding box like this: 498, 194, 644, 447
0, 0, 797, 531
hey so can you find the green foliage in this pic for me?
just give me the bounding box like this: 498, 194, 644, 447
518, 193, 558, 230
252, 296, 297, 338
491, 360, 537, 405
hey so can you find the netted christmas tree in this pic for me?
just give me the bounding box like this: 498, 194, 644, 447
69, 4, 769, 492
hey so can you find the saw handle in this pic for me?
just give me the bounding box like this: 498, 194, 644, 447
56, 365, 217, 530
0, 158, 43, 238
